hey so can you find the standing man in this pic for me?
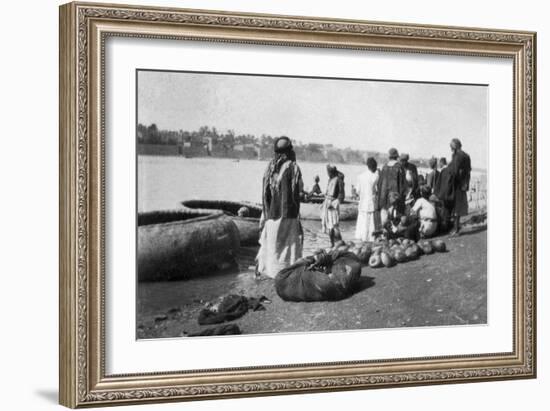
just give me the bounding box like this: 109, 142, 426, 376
399, 153, 419, 211
433, 157, 453, 233
256, 136, 304, 278
377, 148, 406, 226
321, 165, 345, 246
448, 138, 472, 235
426, 157, 439, 194
355, 157, 380, 242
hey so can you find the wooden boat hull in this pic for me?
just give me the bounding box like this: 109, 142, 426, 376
300, 200, 358, 221
138, 210, 240, 282
180, 200, 262, 246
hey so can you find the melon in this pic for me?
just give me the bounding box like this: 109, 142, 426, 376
413, 243, 424, 255
393, 249, 407, 263
390, 244, 401, 252
419, 240, 434, 255
410, 244, 422, 256
380, 251, 395, 267
432, 239, 447, 252
405, 246, 418, 260
368, 254, 382, 268
358, 247, 371, 264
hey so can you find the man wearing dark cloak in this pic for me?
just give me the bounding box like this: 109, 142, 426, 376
256, 136, 304, 278
377, 147, 407, 226
447, 138, 472, 235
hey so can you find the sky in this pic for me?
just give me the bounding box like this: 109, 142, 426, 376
137, 70, 488, 169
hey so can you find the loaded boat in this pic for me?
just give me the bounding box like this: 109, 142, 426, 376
138, 209, 240, 282
180, 200, 262, 246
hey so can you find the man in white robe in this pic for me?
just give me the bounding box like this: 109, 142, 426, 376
355, 157, 380, 242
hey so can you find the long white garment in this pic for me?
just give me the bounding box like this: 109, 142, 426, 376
355, 169, 380, 241
256, 218, 303, 278
355, 211, 380, 242
320, 199, 340, 233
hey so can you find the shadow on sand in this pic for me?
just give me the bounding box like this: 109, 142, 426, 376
453, 224, 487, 238
355, 275, 376, 293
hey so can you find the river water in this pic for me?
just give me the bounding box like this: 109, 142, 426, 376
138, 156, 366, 212
138, 155, 486, 213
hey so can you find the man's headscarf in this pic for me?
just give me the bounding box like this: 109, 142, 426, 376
388, 147, 399, 159
450, 138, 462, 150
268, 136, 293, 177
262, 136, 301, 207
326, 164, 337, 177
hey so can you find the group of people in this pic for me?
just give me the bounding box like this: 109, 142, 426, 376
352, 140, 471, 246
255, 136, 471, 279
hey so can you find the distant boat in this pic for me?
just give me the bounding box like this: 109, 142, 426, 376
137, 209, 240, 281
300, 197, 359, 221
180, 200, 262, 246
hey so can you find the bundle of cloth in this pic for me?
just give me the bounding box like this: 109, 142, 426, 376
275, 250, 362, 302
198, 294, 269, 325
189, 324, 241, 336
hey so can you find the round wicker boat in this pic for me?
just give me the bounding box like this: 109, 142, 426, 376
138, 209, 240, 282
180, 200, 262, 246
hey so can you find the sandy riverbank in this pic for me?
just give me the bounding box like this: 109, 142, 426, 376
137, 216, 487, 338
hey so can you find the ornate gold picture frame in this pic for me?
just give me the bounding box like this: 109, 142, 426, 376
59, 1, 536, 408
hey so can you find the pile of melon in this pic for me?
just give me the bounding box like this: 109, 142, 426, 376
328, 237, 447, 269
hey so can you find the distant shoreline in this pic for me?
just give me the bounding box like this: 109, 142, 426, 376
137, 153, 488, 174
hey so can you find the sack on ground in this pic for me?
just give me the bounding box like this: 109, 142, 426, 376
275, 251, 361, 302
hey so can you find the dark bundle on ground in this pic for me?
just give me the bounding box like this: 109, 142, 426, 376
275, 251, 362, 302
189, 324, 241, 336
198, 294, 269, 325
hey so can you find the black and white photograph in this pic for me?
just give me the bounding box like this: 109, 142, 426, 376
135, 69, 488, 339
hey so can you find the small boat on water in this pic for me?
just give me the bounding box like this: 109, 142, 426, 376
138, 209, 240, 282
180, 200, 262, 246
300, 197, 359, 221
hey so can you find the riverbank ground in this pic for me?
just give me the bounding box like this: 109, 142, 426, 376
137, 212, 487, 338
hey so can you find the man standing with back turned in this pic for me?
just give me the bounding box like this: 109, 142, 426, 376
377, 147, 407, 227
448, 138, 471, 236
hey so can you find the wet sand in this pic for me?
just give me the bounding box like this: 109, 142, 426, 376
137, 217, 487, 339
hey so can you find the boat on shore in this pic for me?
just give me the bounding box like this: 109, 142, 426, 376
138, 209, 240, 282
180, 200, 262, 246
300, 197, 359, 221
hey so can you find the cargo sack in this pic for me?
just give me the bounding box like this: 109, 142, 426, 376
275, 251, 362, 302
